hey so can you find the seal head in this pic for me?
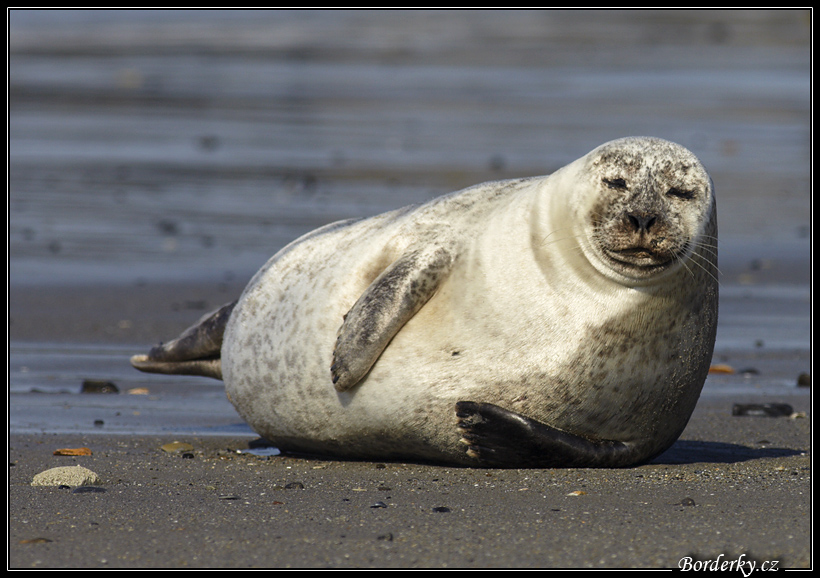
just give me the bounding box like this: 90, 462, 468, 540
564, 137, 715, 286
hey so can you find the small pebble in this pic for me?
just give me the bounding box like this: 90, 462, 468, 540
161, 441, 194, 453
797, 373, 810, 387
81, 379, 119, 394
284, 482, 305, 490
708, 364, 734, 374
157, 218, 179, 236
432, 506, 451, 513
738, 367, 759, 376
732, 403, 793, 417
680, 497, 696, 507
488, 153, 507, 171
371, 501, 388, 509
567, 490, 587, 496
31, 466, 101, 487
53, 447, 92, 456
198, 135, 220, 151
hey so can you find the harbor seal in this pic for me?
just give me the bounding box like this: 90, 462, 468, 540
131, 136, 718, 468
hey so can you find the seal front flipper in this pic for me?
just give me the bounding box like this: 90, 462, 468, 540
455, 401, 645, 468
130, 301, 236, 380
331, 244, 454, 391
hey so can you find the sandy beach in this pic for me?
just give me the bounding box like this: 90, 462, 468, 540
7, 418, 812, 569
9, 10, 811, 569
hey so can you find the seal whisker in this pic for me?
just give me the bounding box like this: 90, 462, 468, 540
536, 228, 581, 249
695, 247, 719, 261
687, 250, 722, 285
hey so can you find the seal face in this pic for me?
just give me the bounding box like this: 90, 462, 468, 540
131, 136, 718, 468
576, 138, 714, 285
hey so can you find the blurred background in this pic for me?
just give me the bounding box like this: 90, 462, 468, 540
9, 9, 811, 287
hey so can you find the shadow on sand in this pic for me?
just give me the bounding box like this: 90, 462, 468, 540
652, 439, 803, 465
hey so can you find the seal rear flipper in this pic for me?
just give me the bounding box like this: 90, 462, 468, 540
331, 244, 454, 391
130, 301, 236, 381
130, 355, 222, 379
455, 401, 646, 468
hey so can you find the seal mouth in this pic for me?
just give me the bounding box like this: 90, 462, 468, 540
603, 247, 677, 276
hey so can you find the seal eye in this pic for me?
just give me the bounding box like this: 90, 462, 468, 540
603, 177, 627, 190
667, 187, 695, 200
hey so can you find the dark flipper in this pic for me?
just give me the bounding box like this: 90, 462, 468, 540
130, 301, 236, 380
455, 401, 645, 468
331, 245, 454, 391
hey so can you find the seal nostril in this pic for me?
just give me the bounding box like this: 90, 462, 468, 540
627, 213, 656, 232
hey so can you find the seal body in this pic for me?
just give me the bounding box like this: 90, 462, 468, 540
133, 137, 718, 467
218, 136, 718, 466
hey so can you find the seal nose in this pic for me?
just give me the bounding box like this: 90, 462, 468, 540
627, 212, 657, 233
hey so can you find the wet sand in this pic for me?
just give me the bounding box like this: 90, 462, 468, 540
9, 10, 811, 569
8, 397, 811, 569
